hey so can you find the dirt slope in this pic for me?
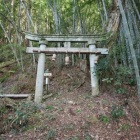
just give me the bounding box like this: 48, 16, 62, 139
0, 61, 140, 140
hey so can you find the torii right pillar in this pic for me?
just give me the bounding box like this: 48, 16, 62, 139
89, 43, 99, 96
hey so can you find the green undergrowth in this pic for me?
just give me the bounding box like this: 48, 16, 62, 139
97, 56, 136, 96
117, 124, 131, 132
1, 101, 40, 133
98, 105, 125, 124
0, 73, 10, 83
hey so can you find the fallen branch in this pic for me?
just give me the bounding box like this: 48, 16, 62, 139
0, 60, 16, 69
0, 94, 30, 98
66, 74, 73, 80
43, 93, 53, 100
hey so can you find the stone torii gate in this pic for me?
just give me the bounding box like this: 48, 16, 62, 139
25, 32, 108, 103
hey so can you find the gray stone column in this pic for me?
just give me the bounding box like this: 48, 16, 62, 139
89, 44, 99, 96
34, 40, 47, 103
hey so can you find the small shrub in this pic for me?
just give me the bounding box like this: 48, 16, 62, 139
116, 66, 131, 76
102, 78, 113, 84
45, 114, 56, 121
114, 80, 122, 86
46, 129, 56, 140
46, 105, 54, 110
99, 115, 110, 123
117, 124, 131, 132
3, 102, 39, 132
111, 105, 124, 119
115, 88, 126, 94
84, 133, 92, 140
128, 78, 136, 86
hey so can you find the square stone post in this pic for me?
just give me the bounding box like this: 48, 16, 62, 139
34, 40, 48, 103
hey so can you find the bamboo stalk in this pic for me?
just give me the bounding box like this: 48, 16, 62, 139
131, 0, 140, 21
118, 0, 140, 102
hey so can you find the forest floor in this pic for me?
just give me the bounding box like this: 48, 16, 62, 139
0, 57, 140, 140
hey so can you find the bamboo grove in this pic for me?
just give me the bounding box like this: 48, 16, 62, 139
0, 0, 140, 101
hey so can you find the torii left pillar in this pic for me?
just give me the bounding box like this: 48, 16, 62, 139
34, 40, 47, 103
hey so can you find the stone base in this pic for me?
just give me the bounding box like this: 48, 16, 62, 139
34, 95, 42, 104
91, 87, 99, 96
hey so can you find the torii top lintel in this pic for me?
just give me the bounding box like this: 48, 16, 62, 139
24, 32, 108, 43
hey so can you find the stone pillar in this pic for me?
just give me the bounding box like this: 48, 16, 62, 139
89, 44, 99, 96
34, 40, 47, 103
